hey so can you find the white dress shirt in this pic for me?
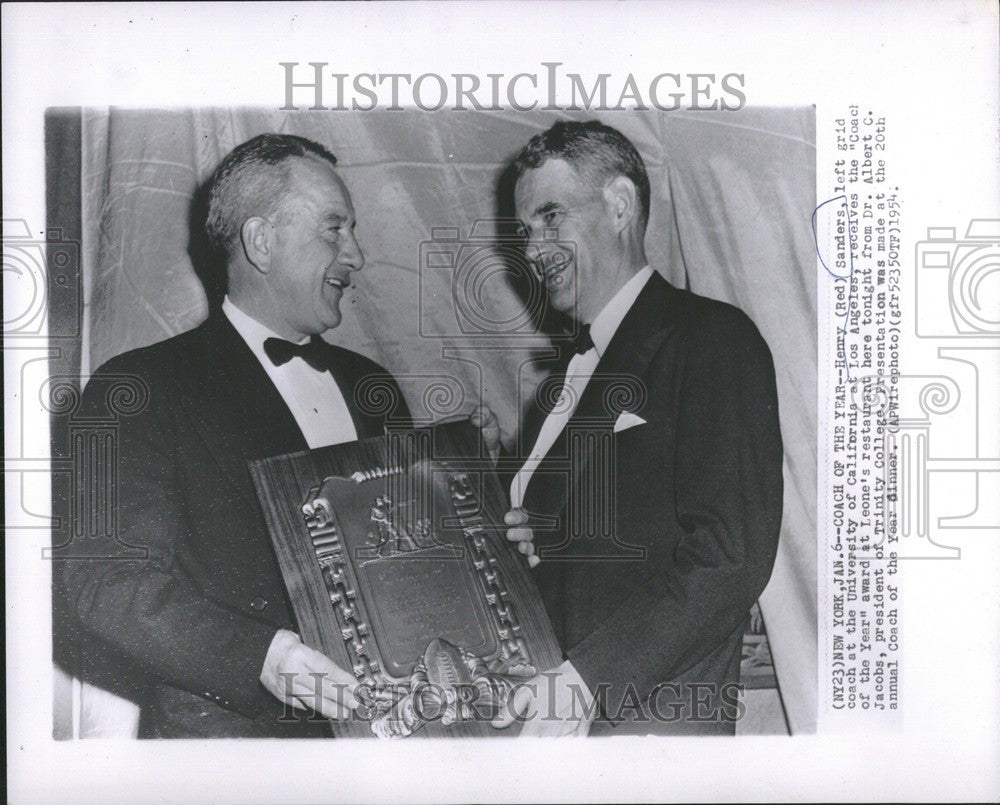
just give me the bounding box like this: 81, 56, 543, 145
510, 266, 654, 508
222, 296, 358, 449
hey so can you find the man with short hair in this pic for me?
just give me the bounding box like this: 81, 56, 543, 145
60, 134, 411, 737
499, 121, 783, 736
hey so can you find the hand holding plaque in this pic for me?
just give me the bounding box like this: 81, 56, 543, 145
259, 628, 359, 720
250, 420, 562, 738
492, 659, 595, 737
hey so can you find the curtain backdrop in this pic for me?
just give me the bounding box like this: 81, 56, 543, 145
76, 106, 817, 733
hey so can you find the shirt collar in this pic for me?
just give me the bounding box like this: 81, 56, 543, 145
587, 266, 654, 357
222, 295, 310, 352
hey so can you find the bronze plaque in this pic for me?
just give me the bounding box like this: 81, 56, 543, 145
249, 420, 562, 738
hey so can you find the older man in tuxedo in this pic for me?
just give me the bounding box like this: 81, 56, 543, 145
59, 134, 411, 737
498, 121, 783, 736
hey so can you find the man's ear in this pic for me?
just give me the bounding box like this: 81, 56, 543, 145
604, 176, 638, 234
240, 217, 272, 273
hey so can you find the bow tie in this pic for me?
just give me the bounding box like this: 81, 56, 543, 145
569, 323, 595, 355
263, 336, 329, 372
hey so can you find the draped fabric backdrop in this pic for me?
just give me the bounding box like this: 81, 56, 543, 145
71, 107, 816, 733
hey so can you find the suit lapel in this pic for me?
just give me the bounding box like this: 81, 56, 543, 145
523, 272, 679, 518
519, 343, 576, 459
570, 271, 676, 427
179, 313, 308, 507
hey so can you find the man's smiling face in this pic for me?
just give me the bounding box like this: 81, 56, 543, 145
514, 158, 623, 325
265, 156, 364, 338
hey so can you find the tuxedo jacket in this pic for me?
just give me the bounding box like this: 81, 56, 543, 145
516, 272, 783, 735
58, 312, 410, 737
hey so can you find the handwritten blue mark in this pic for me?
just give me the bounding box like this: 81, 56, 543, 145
813, 195, 856, 381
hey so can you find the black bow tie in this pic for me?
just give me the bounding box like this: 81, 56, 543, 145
263, 336, 329, 372
570, 323, 595, 355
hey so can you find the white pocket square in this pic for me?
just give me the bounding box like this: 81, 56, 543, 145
613, 412, 647, 433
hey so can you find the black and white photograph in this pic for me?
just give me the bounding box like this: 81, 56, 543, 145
45, 107, 816, 741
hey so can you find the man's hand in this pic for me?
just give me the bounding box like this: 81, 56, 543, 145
469, 405, 501, 461
504, 507, 539, 568
260, 629, 358, 719
492, 660, 595, 737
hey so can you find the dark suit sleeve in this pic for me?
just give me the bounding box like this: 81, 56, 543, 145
60, 357, 279, 718
567, 307, 783, 708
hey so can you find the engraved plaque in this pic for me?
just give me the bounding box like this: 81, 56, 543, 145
362, 557, 495, 677
249, 420, 562, 738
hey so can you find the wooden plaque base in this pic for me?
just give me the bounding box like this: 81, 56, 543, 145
250, 420, 561, 738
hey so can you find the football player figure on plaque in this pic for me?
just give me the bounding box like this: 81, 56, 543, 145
250, 420, 563, 738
